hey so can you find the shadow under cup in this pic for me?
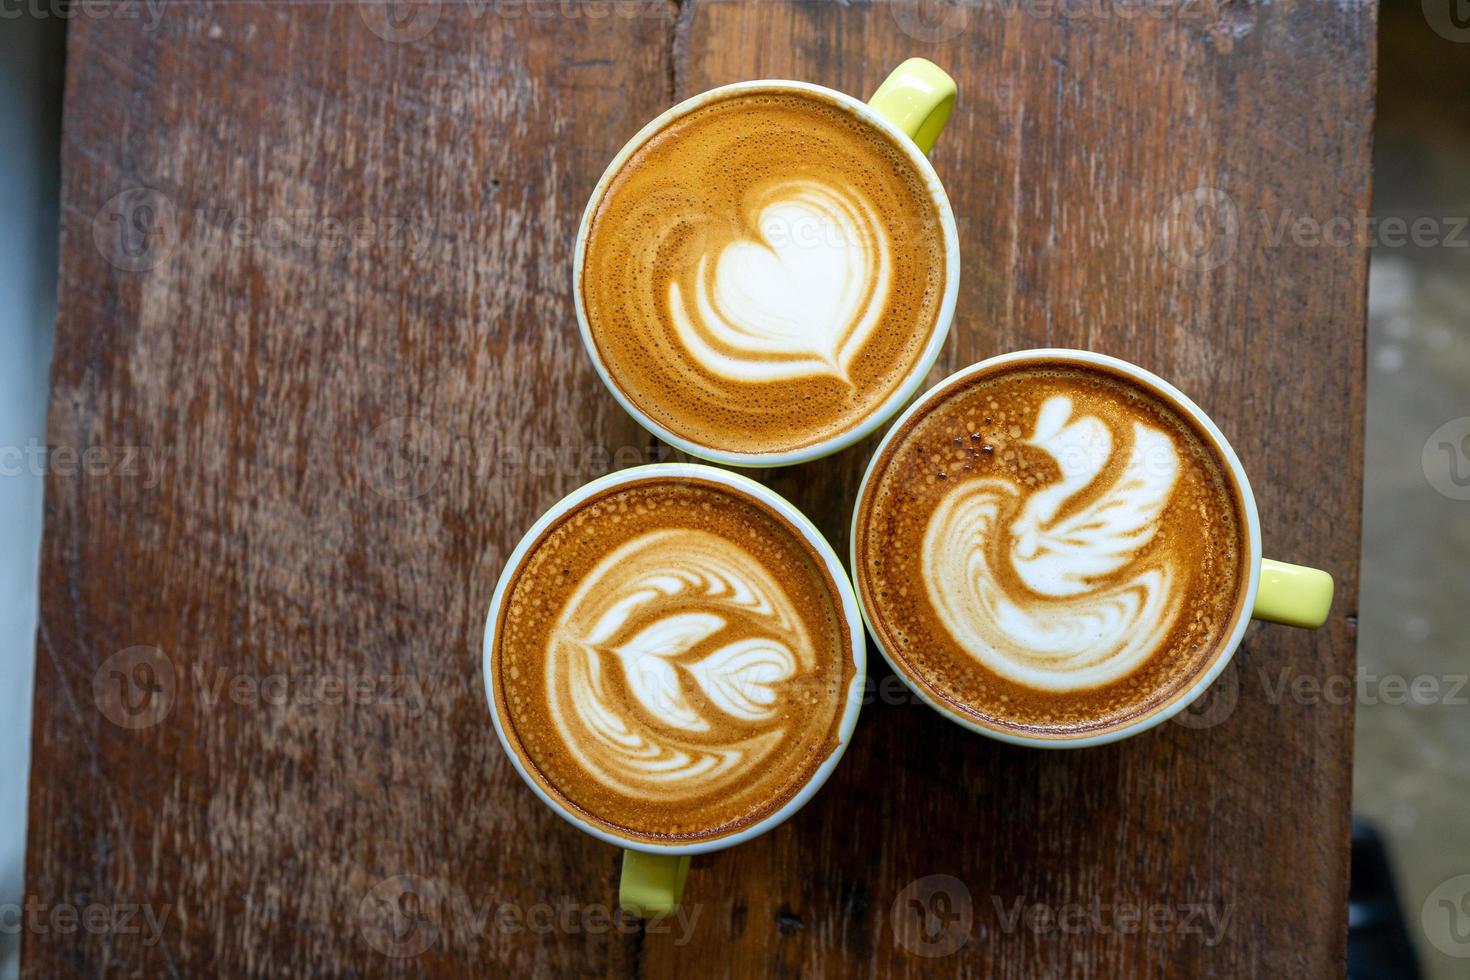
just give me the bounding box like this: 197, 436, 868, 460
850, 349, 1335, 748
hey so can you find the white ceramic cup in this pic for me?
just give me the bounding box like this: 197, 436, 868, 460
850, 349, 1335, 748
572, 63, 961, 468
483, 463, 866, 913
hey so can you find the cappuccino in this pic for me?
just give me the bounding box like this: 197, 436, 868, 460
492, 476, 856, 842
579, 87, 950, 457
854, 360, 1248, 736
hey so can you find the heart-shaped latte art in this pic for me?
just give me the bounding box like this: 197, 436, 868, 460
667, 180, 892, 384
549, 528, 817, 800
921, 396, 1185, 691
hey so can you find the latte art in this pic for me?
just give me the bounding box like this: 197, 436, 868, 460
492, 477, 854, 842
923, 396, 1182, 691
667, 180, 891, 384
580, 88, 950, 456
550, 529, 815, 800
855, 361, 1248, 735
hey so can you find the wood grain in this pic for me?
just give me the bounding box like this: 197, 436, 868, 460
26, 0, 1373, 976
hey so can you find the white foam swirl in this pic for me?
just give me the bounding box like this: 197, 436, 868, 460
548, 529, 816, 800
921, 396, 1183, 691
667, 179, 891, 384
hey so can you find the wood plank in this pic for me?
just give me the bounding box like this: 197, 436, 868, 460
29, 4, 670, 976
27, 0, 1372, 975
663, 2, 1371, 976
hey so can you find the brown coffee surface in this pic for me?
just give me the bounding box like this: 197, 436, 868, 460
493, 477, 855, 843
855, 361, 1248, 737
580, 88, 948, 456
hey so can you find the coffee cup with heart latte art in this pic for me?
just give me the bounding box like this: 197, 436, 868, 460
575, 59, 960, 466
852, 350, 1336, 747
485, 465, 864, 916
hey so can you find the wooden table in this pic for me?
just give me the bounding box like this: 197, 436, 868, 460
28, 1, 1374, 975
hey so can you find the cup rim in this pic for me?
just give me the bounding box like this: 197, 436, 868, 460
483, 462, 867, 853
571, 77, 961, 468
849, 348, 1264, 748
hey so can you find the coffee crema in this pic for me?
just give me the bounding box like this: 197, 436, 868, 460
492, 477, 855, 842
854, 361, 1248, 736
579, 88, 949, 456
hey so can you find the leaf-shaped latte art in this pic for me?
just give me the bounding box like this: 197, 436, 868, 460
667, 180, 891, 384
548, 529, 815, 800
922, 396, 1184, 691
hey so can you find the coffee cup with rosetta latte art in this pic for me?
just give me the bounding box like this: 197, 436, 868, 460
574, 59, 960, 466
851, 349, 1336, 747
484, 464, 864, 917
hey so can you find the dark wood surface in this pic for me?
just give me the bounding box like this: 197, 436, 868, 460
27, 1, 1374, 975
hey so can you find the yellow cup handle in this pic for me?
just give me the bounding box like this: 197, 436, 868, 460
868, 58, 957, 155
619, 850, 690, 918
1252, 558, 1334, 629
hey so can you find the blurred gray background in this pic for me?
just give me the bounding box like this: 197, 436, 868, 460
0, 3, 1465, 978
0, 14, 61, 980
1354, 3, 1470, 977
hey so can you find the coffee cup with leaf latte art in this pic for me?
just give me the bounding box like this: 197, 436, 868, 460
574, 60, 960, 466
852, 350, 1336, 746
485, 465, 864, 914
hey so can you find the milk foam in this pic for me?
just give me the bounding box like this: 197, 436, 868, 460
548, 528, 815, 800
667, 180, 891, 384
922, 395, 1183, 691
